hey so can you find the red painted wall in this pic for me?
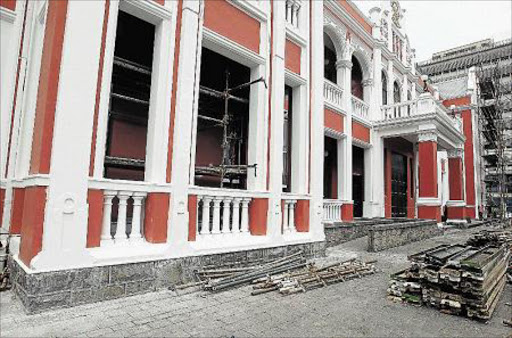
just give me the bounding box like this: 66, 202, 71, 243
188, 195, 197, 242
144, 193, 169, 243
341, 204, 353, 222
249, 198, 268, 235
418, 141, 438, 198
29, 0, 68, 175
19, 187, 47, 266
324, 109, 344, 133
285, 39, 301, 74
0, 188, 4, 228
448, 157, 464, 200
295, 200, 309, 232
204, 0, 260, 54
337, 1, 372, 35
9, 188, 25, 234
352, 121, 370, 143
86, 189, 104, 248
443, 96, 476, 214
0, 0, 16, 11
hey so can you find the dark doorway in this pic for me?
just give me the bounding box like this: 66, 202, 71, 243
352, 146, 364, 217
324, 137, 338, 199
391, 152, 408, 217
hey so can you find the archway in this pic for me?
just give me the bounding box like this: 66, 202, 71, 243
324, 32, 337, 83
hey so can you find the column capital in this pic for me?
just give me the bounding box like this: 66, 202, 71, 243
336, 59, 352, 70
447, 148, 464, 159
362, 78, 373, 87
417, 131, 437, 143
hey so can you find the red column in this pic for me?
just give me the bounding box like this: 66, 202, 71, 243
417, 133, 441, 222
446, 149, 466, 220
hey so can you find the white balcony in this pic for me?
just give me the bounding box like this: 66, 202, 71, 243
324, 80, 344, 112
323, 199, 343, 223
351, 96, 370, 120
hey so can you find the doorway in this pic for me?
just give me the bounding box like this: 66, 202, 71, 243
352, 146, 364, 217
391, 152, 408, 217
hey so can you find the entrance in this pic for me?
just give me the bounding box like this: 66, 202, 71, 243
324, 136, 337, 199
352, 146, 364, 218
391, 153, 408, 217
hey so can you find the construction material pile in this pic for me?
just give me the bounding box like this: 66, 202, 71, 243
174, 251, 378, 296
388, 230, 511, 321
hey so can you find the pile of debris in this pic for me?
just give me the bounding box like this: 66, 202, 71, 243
175, 251, 378, 296
388, 230, 511, 321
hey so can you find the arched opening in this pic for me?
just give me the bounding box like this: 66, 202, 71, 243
351, 56, 364, 100
324, 32, 337, 83
382, 71, 388, 105
393, 81, 401, 104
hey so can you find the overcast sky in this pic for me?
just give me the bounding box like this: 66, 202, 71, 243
353, 0, 512, 61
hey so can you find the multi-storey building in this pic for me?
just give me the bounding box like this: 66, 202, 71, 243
418, 38, 512, 217
0, 0, 481, 311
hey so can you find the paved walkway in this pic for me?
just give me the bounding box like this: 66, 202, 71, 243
1, 226, 511, 337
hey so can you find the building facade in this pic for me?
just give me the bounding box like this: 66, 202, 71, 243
418, 38, 512, 218
0, 0, 481, 309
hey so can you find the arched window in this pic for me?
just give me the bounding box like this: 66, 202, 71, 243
393, 81, 401, 104
351, 56, 364, 100
324, 33, 337, 83
382, 71, 388, 105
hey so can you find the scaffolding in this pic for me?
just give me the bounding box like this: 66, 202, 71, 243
476, 60, 512, 220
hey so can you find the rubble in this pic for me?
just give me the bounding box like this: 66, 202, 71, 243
388, 229, 511, 321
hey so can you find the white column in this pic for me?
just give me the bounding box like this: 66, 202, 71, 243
288, 200, 296, 232
240, 198, 250, 233
232, 198, 241, 233
200, 196, 211, 235
337, 58, 353, 206
282, 200, 289, 233
130, 192, 146, 241
221, 197, 231, 234
101, 191, 117, 241
31, 1, 105, 270
211, 197, 222, 234
369, 133, 385, 217
116, 192, 131, 241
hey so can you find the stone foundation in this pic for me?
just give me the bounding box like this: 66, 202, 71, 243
367, 220, 440, 252
9, 241, 325, 314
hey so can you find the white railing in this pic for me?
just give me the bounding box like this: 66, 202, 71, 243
381, 100, 418, 119
323, 199, 343, 223
282, 199, 297, 233
101, 190, 148, 245
285, 0, 301, 29
197, 192, 252, 236
351, 95, 370, 120
324, 80, 344, 110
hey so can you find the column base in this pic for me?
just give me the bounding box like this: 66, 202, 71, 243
417, 205, 441, 223
341, 203, 353, 222
363, 201, 384, 218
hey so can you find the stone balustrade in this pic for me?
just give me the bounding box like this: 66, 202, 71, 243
324, 80, 344, 111
351, 95, 370, 120
282, 199, 297, 233
197, 194, 252, 236
323, 199, 343, 223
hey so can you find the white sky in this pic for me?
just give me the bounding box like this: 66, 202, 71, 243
353, 0, 512, 61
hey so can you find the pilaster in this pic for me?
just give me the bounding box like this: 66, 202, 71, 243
416, 131, 441, 222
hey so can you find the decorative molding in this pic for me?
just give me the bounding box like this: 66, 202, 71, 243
418, 131, 438, 143
324, 127, 346, 140
122, 0, 173, 22
229, 0, 267, 23
352, 137, 372, 149
362, 78, 373, 87
285, 70, 307, 87
0, 7, 16, 23
416, 197, 441, 206
447, 148, 464, 159
446, 200, 466, 207
335, 59, 352, 70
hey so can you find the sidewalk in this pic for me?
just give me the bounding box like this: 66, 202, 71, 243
1, 226, 510, 337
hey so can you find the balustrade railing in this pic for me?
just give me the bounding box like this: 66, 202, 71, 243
324, 80, 344, 110
197, 193, 251, 236
101, 190, 147, 245
282, 199, 297, 233
323, 199, 343, 223
351, 95, 370, 120
381, 100, 418, 119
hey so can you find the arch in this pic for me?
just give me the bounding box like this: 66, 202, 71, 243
323, 22, 344, 59
393, 80, 401, 103
351, 56, 364, 100
350, 45, 373, 81
324, 33, 337, 83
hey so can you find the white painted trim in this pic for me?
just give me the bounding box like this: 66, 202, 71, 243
416, 197, 442, 206
11, 175, 50, 188
324, 127, 346, 140
285, 69, 306, 87
285, 26, 307, 47
121, 0, 172, 23
228, 0, 267, 23
352, 137, 372, 149
88, 178, 172, 193
324, 101, 347, 115
0, 7, 16, 23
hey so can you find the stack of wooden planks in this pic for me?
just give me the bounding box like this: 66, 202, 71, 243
388, 230, 511, 321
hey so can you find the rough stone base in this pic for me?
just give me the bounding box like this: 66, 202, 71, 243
367, 220, 440, 252
9, 241, 325, 314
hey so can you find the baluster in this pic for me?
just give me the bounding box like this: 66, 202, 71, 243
101, 191, 117, 242
240, 198, 250, 233
221, 197, 232, 233
283, 200, 289, 232
116, 191, 132, 240
211, 197, 222, 234
200, 196, 212, 235
288, 200, 296, 232
232, 198, 241, 233
130, 192, 146, 240
337, 203, 342, 221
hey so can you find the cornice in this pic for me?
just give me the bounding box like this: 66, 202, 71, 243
0, 7, 16, 23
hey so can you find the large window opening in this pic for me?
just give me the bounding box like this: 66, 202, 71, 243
382, 71, 388, 105
351, 56, 364, 100
283, 86, 293, 192
352, 145, 364, 218
195, 48, 256, 189
323, 136, 338, 199
324, 33, 337, 83
104, 11, 155, 181
393, 81, 401, 104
